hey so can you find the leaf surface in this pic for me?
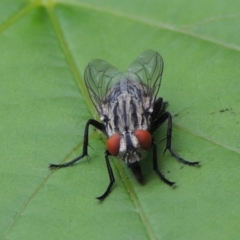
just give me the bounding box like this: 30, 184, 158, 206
1, 1, 240, 239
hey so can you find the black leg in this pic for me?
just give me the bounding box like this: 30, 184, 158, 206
164, 112, 199, 166
153, 140, 175, 186
96, 151, 115, 201
49, 119, 105, 169
150, 97, 167, 133
154, 112, 199, 166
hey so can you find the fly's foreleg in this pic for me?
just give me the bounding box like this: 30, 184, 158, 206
49, 119, 105, 169
161, 112, 199, 166
96, 151, 115, 201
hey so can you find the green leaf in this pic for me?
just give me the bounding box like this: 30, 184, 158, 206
1, 0, 240, 239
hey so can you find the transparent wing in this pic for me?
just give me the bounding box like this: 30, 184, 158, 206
127, 50, 164, 100
84, 59, 122, 112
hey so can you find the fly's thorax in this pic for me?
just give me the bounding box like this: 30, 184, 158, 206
106, 129, 152, 165
98, 78, 155, 164
100, 92, 153, 137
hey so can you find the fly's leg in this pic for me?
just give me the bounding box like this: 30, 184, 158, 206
153, 140, 175, 186
49, 119, 105, 169
150, 97, 167, 133
96, 151, 115, 201
158, 112, 199, 166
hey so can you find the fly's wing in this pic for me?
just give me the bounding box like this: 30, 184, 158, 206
84, 59, 122, 114
126, 50, 164, 104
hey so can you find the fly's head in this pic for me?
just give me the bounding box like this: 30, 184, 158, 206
106, 129, 152, 165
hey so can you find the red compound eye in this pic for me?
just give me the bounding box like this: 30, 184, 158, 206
107, 134, 121, 156
135, 130, 152, 150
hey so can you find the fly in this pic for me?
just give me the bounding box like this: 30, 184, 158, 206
49, 50, 199, 200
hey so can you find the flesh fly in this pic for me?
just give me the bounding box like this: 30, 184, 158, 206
49, 50, 199, 200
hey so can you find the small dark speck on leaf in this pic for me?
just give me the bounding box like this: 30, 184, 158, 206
174, 113, 179, 117
220, 108, 233, 113
220, 108, 228, 113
